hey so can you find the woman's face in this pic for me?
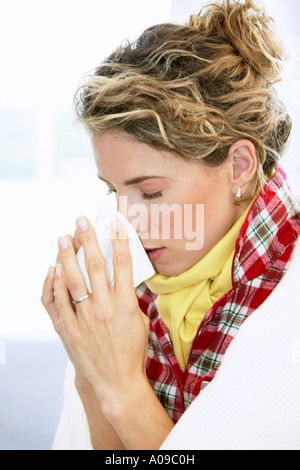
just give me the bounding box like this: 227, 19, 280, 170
92, 132, 244, 276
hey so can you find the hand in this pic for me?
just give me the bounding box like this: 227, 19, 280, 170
41, 232, 85, 378
42, 216, 150, 409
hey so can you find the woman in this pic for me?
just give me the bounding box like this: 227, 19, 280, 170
41, 0, 300, 450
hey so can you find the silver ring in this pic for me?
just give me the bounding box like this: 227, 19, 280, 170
72, 294, 89, 305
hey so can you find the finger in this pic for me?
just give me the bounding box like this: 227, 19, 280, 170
54, 263, 77, 327
110, 220, 135, 295
41, 266, 60, 324
56, 250, 78, 305
57, 234, 89, 303
74, 229, 82, 253
67, 231, 81, 254
56, 232, 79, 268
64, 234, 77, 252
76, 216, 110, 301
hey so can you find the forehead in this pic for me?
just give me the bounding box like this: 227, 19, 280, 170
92, 132, 189, 176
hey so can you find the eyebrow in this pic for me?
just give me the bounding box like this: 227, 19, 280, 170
97, 174, 167, 185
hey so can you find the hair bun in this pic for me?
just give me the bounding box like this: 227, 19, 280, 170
188, 0, 285, 83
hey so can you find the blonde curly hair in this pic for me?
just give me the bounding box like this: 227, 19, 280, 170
74, 0, 292, 201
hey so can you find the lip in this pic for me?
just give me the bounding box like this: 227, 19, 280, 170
145, 247, 166, 261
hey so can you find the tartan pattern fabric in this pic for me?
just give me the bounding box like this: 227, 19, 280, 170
135, 167, 300, 423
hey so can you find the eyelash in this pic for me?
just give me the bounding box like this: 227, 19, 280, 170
106, 189, 162, 200
141, 191, 163, 200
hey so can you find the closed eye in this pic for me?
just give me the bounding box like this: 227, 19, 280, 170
141, 191, 162, 200
106, 188, 162, 200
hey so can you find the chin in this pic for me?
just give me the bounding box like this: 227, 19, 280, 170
154, 252, 201, 276
153, 262, 186, 277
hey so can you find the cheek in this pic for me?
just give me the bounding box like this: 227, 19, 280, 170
126, 186, 218, 243
178, 185, 224, 225
145, 202, 203, 243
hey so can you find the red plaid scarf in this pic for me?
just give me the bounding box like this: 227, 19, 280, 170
136, 167, 300, 423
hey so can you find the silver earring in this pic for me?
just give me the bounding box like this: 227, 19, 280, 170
236, 187, 242, 198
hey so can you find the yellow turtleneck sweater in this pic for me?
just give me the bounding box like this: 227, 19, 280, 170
146, 205, 251, 372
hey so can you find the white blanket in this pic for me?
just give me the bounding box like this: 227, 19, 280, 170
53, 239, 300, 450
161, 238, 300, 450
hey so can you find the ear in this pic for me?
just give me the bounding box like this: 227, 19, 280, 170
228, 140, 257, 197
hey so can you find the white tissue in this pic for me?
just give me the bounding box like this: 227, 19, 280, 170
76, 205, 155, 291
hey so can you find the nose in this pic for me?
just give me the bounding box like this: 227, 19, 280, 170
117, 194, 130, 219
117, 194, 149, 237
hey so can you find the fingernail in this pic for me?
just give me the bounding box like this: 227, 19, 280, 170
55, 264, 63, 278
59, 236, 69, 250
77, 216, 89, 232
